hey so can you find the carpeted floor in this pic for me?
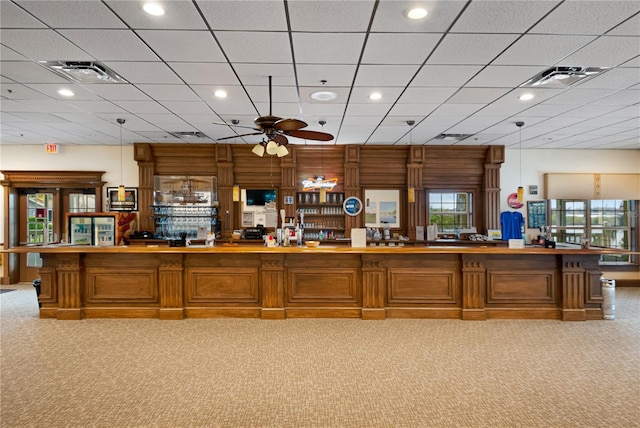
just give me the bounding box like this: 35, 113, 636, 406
1, 282, 639, 428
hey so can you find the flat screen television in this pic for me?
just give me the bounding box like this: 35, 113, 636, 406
245, 189, 276, 206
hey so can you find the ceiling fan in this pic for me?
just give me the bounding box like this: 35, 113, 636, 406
216, 76, 334, 157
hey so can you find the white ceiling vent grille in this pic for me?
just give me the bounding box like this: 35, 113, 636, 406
434, 133, 474, 141
39, 61, 127, 84
521, 66, 607, 88
169, 131, 210, 140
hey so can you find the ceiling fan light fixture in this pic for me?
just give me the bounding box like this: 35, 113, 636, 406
276, 145, 289, 158
266, 140, 278, 155
252, 143, 265, 157
311, 90, 338, 101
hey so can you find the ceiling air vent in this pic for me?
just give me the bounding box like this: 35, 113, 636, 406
39, 61, 127, 84
435, 133, 474, 141
169, 131, 210, 140
522, 66, 607, 88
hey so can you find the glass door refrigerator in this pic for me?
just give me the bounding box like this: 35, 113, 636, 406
66, 213, 119, 246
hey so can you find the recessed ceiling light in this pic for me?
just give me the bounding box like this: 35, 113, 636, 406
407, 7, 428, 19
369, 92, 382, 100
214, 89, 227, 98
57, 88, 74, 97
310, 90, 338, 101
519, 93, 534, 101
143, 2, 165, 16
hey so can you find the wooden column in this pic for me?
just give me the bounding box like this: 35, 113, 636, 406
461, 254, 486, 320
159, 254, 184, 320
406, 146, 424, 239
343, 145, 361, 234
484, 146, 504, 231
134, 143, 155, 232
260, 253, 285, 319
280, 148, 298, 220
562, 255, 586, 321
216, 145, 234, 237
55, 253, 82, 320
361, 255, 386, 320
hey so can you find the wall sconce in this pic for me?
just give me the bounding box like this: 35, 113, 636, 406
408, 187, 415, 203
232, 184, 240, 202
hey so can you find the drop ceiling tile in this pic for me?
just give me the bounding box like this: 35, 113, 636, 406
371, 1, 467, 33
446, 87, 511, 104
197, 1, 287, 31
398, 87, 458, 104
0, 29, 92, 61
427, 34, 519, 65
432, 104, 486, 117
85, 84, 153, 101
105, 0, 207, 30
245, 85, 299, 104
554, 104, 625, 118
136, 30, 226, 62
531, 1, 640, 35
387, 103, 439, 118
541, 88, 619, 105
15, 0, 125, 28
345, 103, 396, 117
1, 2, 46, 28
293, 33, 366, 64
59, 29, 160, 61
135, 84, 201, 102
576, 67, 640, 89
296, 64, 357, 87
207, 97, 260, 117
11, 100, 80, 114
466, 66, 545, 87
561, 36, 640, 67
608, 13, 640, 36
158, 102, 213, 115
215, 32, 292, 63
0, 45, 28, 61
354, 65, 421, 87
111, 100, 171, 115
493, 35, 596, 66
411, 65, 484, 87
2, 83, 55, 101
22, 84, 103, 101
103, 62, 181, 84
300, 103, 348, 118
232, 65, 296, 87
362, 33, 441, 65
451, 0, 561, 33
0, 61, 69, 84
288, 0, 374, 32
66, 100, 129, 114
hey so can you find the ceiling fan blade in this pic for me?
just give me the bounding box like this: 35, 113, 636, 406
285, 129, 334, 141
216, 131, 264, 141
273, 134, 289, 146
274, 118, 307, 131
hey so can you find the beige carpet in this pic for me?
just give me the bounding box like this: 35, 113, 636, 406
1, 282, 639, 428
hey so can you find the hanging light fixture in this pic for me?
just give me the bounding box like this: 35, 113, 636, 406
117, 118, 126, 202
318, 120, 327, 203
407, 120, 416, 203
516, 121, 525, 202
252, 141, 265, 157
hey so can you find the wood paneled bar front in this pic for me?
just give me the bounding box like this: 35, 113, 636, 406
5, 245, 615, 322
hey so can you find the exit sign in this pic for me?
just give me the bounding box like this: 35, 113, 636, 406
45, 144, 58, 154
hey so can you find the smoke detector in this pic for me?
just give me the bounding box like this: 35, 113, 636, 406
521, 66, 607, 88
39, 61, 127, 84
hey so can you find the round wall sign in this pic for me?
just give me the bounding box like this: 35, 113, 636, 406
343, 196, 363, 216
507, 192, 523, 209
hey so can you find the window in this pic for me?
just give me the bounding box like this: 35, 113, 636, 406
428, 192, 473, 233
549, 199, 634, 263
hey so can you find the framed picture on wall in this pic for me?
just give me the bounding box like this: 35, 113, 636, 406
527, 201, 547, 229
107, 187, 138, 212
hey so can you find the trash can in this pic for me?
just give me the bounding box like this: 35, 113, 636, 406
600, 278, 615, 320
32, 278, 42, 308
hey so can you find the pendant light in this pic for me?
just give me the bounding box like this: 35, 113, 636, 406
319, 120, 327, 204
516, 121, 524, 202
117, 118, 126, 202
407, 120, 416, 203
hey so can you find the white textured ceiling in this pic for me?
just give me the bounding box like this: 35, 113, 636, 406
0, 0, 638, 150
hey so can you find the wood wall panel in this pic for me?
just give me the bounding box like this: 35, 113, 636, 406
359, 147, 408, 187
85, 268, 158, 303
387, 269, 458, 304
286, 269, 360, 305
487, 271, 556, 303
185, 267, 259, 304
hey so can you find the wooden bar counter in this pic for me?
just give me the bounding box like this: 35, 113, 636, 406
5, 244, 617, 321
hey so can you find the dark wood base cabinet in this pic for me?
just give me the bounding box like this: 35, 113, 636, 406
16, 246, 610, 321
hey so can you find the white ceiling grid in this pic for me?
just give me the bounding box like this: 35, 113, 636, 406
0, 0, 637, 150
